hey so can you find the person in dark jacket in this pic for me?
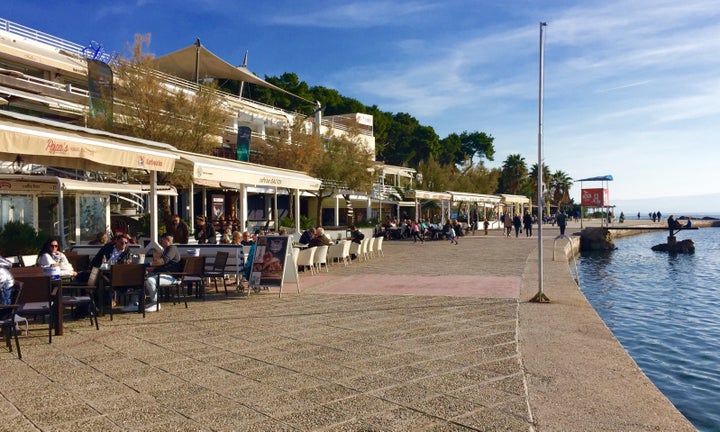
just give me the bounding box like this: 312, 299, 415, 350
523, 211, 534, 237
512, 214, 522, 238
194, 216, 216, 244
91, 234, 133, 268
165, 214, 190, 244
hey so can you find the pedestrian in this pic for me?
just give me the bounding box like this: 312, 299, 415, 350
512, 214, 522, 237
504, 214, 513, 237
523, 211, 533, 237
556, 211, 567, 236
483, 218, 489, 235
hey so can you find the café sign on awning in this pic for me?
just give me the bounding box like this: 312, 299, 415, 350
0, 111, 177, 173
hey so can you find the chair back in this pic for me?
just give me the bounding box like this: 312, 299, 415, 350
0, 281, 23, 320
296, 247, 316, 267
183, 256, 206, 277
14, 275, 53, 304
211, 251, 229, 271
67, 254, 90, 272
367, 237, 376, 257
20, 255, 38, 267
315, 245, 329, 266
375, 236, 384, 256
10, 266, 45, 278
110, 264, 146, 289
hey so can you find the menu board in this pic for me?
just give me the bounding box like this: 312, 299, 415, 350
249, 236, 290, 289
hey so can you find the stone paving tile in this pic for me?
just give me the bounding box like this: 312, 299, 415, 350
1, 238, 538, 431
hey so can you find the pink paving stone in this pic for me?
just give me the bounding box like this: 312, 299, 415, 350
296, 274, 520, 298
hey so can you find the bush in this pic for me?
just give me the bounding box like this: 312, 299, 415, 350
0, 221, 49, 256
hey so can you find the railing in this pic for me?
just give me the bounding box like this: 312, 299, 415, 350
0, 17, 114, 64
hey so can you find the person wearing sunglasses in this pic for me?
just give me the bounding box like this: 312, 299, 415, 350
91, 234, 133, 268
37, 238, 77, 278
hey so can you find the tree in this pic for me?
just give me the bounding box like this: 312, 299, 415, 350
497, 154, 528, 195
549, 170, 574, 209
92, 34, 229, 222
527, 163, 551, 206
311, 132, 375, 225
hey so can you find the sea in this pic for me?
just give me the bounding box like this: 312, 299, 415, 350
577, 215, 720, 432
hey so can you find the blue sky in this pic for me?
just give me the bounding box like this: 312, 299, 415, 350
4, 0, 720, 213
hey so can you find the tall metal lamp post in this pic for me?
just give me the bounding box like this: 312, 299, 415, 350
531, 22, 551, 303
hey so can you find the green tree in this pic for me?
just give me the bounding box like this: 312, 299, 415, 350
497, 154, 528, 195
549, 170, 574, 209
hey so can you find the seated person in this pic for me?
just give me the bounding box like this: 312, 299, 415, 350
144, 233, 182, 312
349, 225, 365, 244
667, 215, 682, 230
88, 232, 109, 245
37, 238, 77, 278
91, 234, 133, 268
298, 228, 316, 245
308, 227, 333, 247
685, 218, 692, 228
240, 231, 255, 246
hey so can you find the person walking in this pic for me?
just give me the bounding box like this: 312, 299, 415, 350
503, 214, 513, 237
523, 211, 533, 237
512, 214, 522, 238
410, 220, 424, 243
556, 211, 567, 236
483, 218, 489, 235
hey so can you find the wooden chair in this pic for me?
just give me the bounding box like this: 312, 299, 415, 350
109, 264, 147, 320
1, 281, 23, 359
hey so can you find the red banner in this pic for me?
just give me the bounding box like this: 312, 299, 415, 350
581, 188, 609, 207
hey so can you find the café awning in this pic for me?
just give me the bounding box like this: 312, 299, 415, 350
406, 190, 452, 201
0, 111, 178, 173
177, 151, 321, 191
0, 175, 177, 196
448, 191, 501, 205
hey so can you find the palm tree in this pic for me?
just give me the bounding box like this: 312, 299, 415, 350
549, 170, 573, 209
528, 163, 551, 204
497, 154, 528, 195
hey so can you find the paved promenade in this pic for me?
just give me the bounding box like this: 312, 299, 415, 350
1, 220, 696, 431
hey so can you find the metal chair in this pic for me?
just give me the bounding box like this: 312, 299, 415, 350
164, 256, 206, 307
205, 251, 229, 295
14, 275, 55, 343
1, 281, 23, 359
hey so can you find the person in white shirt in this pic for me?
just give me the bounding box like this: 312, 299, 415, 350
37, 239, 76, 278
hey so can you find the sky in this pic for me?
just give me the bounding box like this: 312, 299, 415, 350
4, 0, 720, 214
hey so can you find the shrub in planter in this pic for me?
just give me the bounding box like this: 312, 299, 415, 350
0, 221, 48, 256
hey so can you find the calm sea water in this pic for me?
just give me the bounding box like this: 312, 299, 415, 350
578, 226, 720, 432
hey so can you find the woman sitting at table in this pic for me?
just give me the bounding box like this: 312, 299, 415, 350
144, 233, 182, 312
37, 238, 77, 278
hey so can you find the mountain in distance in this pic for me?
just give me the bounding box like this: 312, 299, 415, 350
612, 192, 720, 217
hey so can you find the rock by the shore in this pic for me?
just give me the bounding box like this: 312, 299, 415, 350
651, 239, 695, 253
580, 227, 616, 251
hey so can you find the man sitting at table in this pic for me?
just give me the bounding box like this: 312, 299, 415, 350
91, 233, 133, 268
144, 233, 182, 312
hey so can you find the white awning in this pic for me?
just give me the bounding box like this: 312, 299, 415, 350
407, 190, 452, 200
501, 194, 531, 204
0, 175, 177, 196
0, 111, 178, 173
153, 43, 313, 104
176, 151, 321, 191
448, 191, 501, 204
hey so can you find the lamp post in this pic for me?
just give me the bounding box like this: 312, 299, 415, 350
531, 22, 550, 303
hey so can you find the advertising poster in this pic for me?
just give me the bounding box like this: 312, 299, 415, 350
250, 236, 289, 289
581, 188, 609, 207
